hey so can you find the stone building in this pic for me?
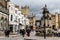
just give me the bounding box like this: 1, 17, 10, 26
21, 6, 30, 28
0, 0, 9, 31
21, 6, 29, 17
40, 5, 57, 33
55, 13, 60, 29
40, 5, 60, 34
28, 13, 36, 30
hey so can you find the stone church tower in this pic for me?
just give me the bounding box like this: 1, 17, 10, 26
21, 6, 29, 17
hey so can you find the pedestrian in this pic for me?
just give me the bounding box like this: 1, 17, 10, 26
4, 29, 10, 37
20, 29, 22, 34
4, 29, 7, 37
7, 29, 10, 37
21, 29, 25, 37
26, 28, 31, 37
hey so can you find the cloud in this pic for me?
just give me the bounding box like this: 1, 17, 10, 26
11, 0, 60, 19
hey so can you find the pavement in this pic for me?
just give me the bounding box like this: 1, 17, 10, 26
0, 31, 60, 40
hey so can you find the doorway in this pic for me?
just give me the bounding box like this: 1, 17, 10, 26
52, 25, 55, 29
9, 25, 13, 32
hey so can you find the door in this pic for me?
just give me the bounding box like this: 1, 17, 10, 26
9, 25, 13, 32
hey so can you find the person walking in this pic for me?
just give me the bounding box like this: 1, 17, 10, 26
5, 29, 7, 37
21, 26, 26, 37
7, 29, 10, 37
20, 29, 22, 35
4, 29, 10, 37
21, 29, 25, 37
26, 28, 31, 37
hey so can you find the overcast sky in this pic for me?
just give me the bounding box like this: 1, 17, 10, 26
11, 0, 60, 20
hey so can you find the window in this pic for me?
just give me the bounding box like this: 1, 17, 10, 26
9, 5, 10, 7
1, 22, 2, 26
14, 16, 17, 22
11, 7, 13, 10
18, 19, 20, 22
16, 16, 17, 20
15, 10, 17, 13
5, 18, 7, 21
11, 7, 12, 10
1, 16, 4, 20
18, 13, 20, 15
11, 15, 13, 21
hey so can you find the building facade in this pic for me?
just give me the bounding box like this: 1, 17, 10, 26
21, 6, 29, 17
40, 5, 57, 33
8, 2, 21, 33
40, 5, 60, 34
0, 0, 9, 31
21, 6, 30, 28
28, 14, 36, 30
8, 2, 30, 33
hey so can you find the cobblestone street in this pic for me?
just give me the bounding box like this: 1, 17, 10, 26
0, 31, 60, 40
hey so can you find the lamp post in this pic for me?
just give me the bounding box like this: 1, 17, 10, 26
43, 13, 46, 39
42, 5, 48, 39
42, 5, 50, 39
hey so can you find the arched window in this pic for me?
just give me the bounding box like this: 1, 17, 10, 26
1, 16, 4, 20
5, 18, 7, 21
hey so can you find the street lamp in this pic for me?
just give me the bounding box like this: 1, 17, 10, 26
42, 5, 49, 39
43, 13, 46, 39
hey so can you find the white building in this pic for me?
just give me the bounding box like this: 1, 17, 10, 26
8, 2, 21, 33
8, 2, 30, 33
24, 17, 29, 26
